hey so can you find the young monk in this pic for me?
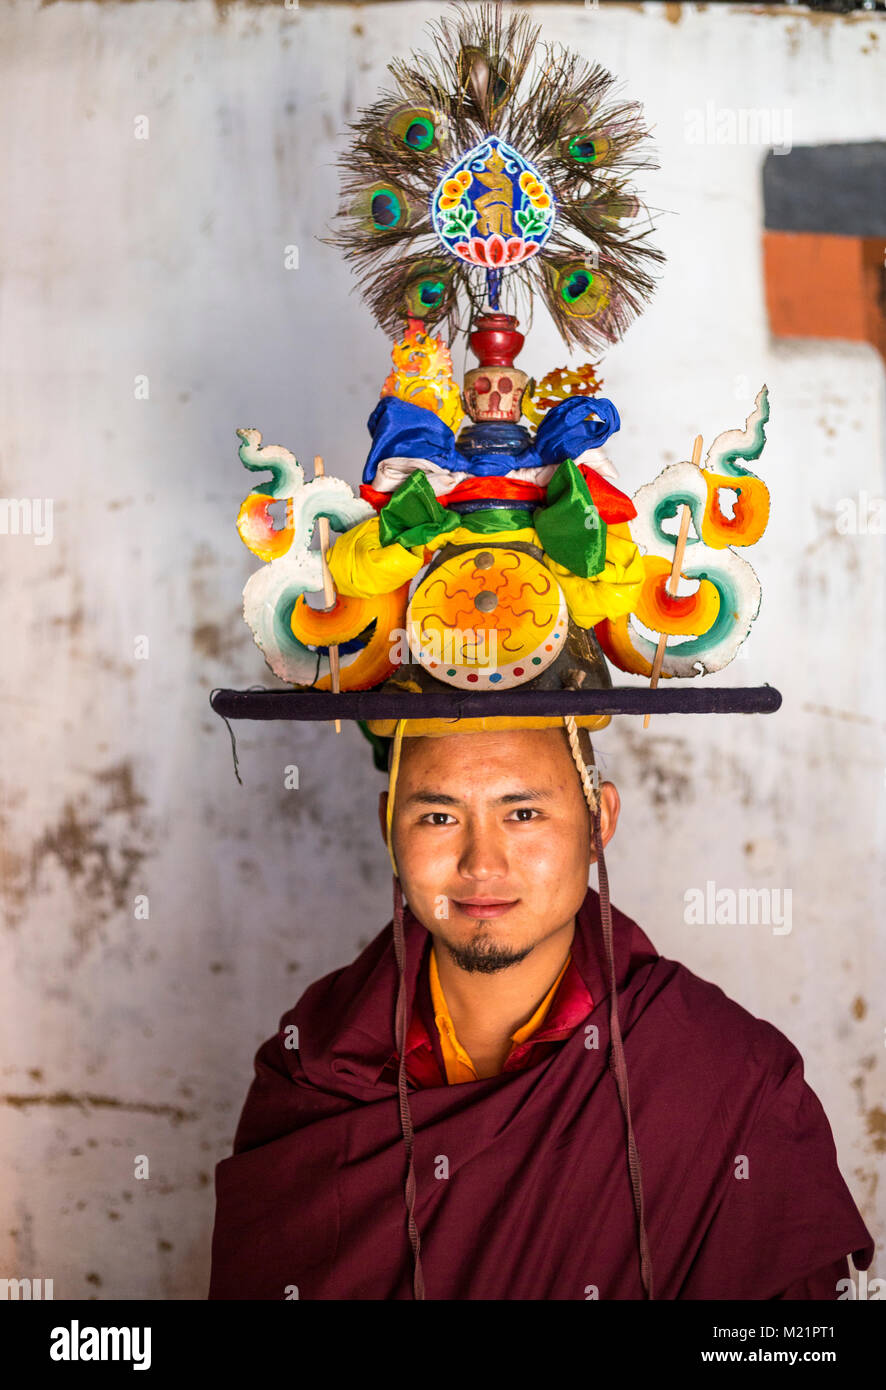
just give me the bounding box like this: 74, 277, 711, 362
209, 722, 874, 1300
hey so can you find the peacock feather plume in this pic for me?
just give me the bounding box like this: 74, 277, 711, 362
328, 1, 665, 353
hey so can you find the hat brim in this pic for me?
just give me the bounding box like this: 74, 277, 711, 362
210, 685, 782, 723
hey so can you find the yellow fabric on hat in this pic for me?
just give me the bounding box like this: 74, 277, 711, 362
422, 522, 539, 551
326, 516, 643, 623
368, 712, 611, 738
542, 522, 645, 627
325, 517, 425, 597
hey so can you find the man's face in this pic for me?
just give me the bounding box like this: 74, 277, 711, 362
378, 728, 620, 974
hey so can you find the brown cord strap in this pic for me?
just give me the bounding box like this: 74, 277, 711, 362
393, 876, 426, 1299
592, 804, 655, 1299
564, 714, 654, 1298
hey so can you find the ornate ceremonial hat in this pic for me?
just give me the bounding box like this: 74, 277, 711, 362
209, 2, 782, 1303
211, 2, 778, 751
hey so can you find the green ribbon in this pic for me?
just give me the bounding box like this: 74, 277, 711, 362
533, 458, 607, 578
378, 470, 533, 548
378, 459, 607, 578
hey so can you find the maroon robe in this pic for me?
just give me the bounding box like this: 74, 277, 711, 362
209, 887, 874, 1299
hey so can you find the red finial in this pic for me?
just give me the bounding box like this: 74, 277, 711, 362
469, 313, 524, 368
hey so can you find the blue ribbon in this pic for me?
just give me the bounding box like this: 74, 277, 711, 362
363, 395, 621, 484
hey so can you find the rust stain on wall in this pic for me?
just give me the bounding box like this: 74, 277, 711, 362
1, 762, 154, 948
801, 703, 886, 732
0, 824, 29, 926
616, 727, 693, 812
190, 536, 244, 660
2, 1090, 197, 1125
851, 1066, 886, 1158
93, 763, 147, 817
192, 615, 244, 662
866, 1106, 886, 1154
48, 606, 85, 636
29, 795, 144, 933
853, 1165, 880, 1222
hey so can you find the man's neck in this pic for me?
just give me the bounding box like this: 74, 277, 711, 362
432, 916, 576, 1074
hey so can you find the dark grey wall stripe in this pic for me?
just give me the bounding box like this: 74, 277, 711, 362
763, 143, 886, 237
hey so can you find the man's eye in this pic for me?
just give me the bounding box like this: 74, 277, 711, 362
509, 807, 541, 821
421, 812, 456, 825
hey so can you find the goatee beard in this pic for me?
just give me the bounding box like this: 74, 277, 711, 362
442, 926, 534, 975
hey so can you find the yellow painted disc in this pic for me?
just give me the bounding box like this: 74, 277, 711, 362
406, 545, 568, 689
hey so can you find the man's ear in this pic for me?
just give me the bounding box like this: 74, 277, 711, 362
590, 781, 620, 861
378, 790, 389, 848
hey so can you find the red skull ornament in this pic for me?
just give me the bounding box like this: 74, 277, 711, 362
462, 312, 529, 423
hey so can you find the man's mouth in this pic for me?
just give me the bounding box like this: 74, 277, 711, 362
452, 897, 519, 919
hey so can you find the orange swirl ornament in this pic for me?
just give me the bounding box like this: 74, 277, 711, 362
290, 583, 410, 691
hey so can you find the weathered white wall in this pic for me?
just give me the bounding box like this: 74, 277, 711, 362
0, 0, 882, 1299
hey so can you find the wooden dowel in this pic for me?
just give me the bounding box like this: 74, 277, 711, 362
313, 455, 341, 733
643, 433, 703, 730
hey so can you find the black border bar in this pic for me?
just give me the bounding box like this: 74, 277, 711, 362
209, 685, 783, 721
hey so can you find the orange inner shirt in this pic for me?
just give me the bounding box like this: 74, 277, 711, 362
429, 943, 572, 1084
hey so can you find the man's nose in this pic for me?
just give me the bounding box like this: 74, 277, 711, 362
457, 822, 509, 879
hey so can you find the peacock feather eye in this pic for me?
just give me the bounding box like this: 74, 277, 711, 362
402, 261, 455, 321
348, 182, 423, 234
566, 133, 613, 166
383, 105, 448, 157
548, 261, 612, 319
407, 278, 444, 313
372, 190, 400, 229
572, 189, 639, 226
420, 281, 444, 308
563, 268, 591, 302
405, 115, 434, 151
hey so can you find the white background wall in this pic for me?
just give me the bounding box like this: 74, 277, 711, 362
0, 0, 883, 1299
